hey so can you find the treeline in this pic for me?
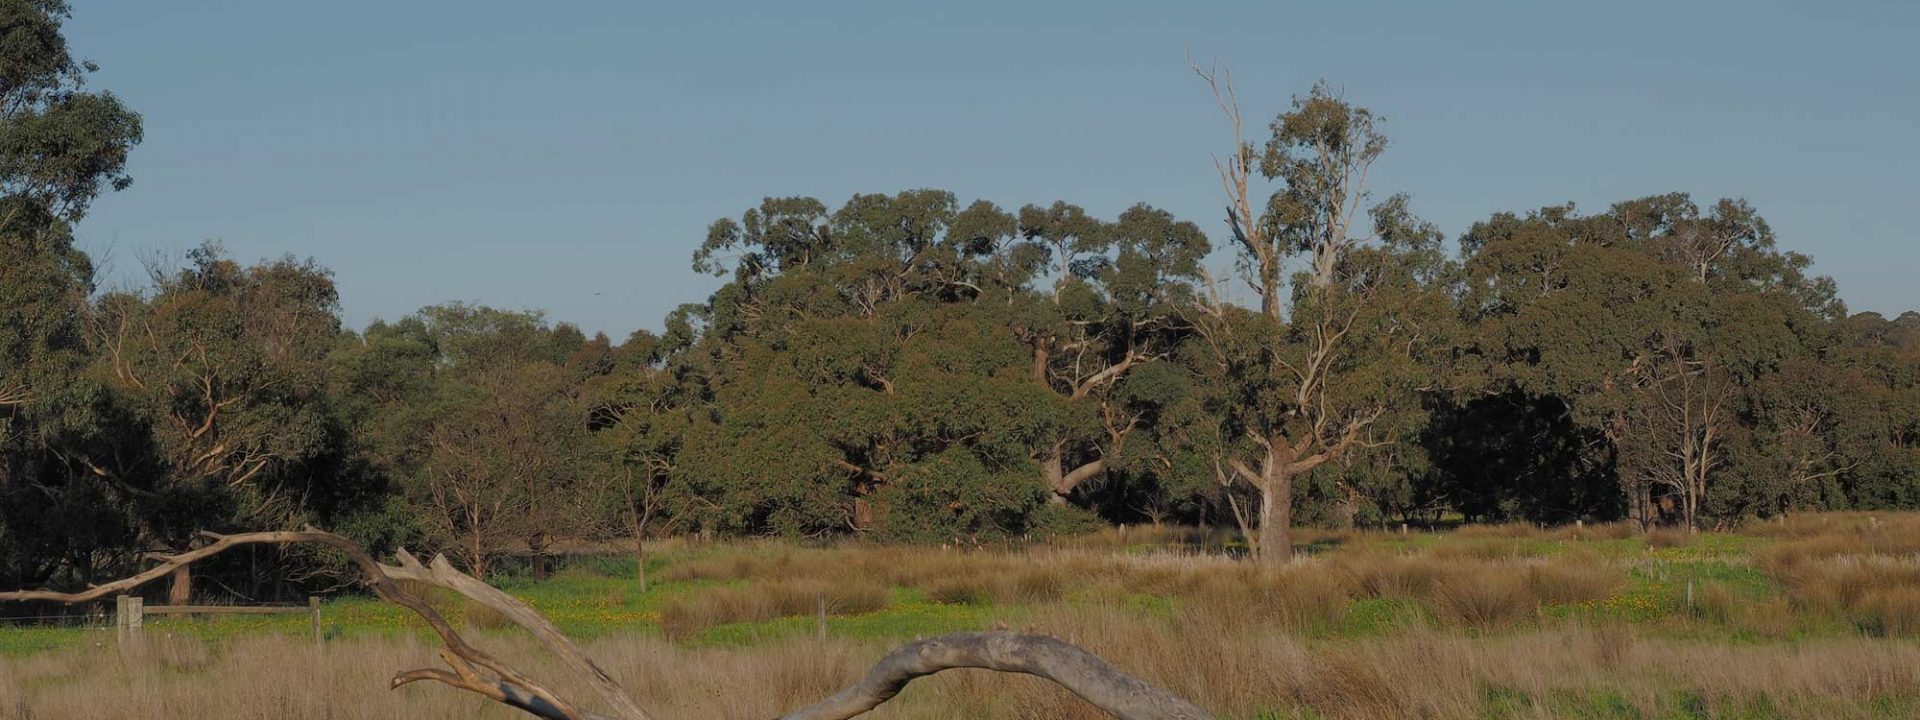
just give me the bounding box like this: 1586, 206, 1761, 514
3, 5, 1918, 593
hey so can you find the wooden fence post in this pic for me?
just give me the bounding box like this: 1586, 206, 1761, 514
116, 595, 144, 653
309, 596, 322, 645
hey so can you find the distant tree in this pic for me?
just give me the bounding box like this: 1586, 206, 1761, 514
582, 311, 707, 590
1458, 193, 1841, 528
686, 191, 1080, 539
1189, 70, 1449, 562
78, 245, 351, 600
396, 305, 592, 580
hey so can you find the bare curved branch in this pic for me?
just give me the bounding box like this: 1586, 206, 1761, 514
0, 529, 640, 720
778, 631, 1213, 720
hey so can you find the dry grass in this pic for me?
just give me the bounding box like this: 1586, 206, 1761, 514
1335, 553, 1443, 599
1644, 527, 1692, 549
1522, 558, 1623, 604
659, 577, 889, 641
1752, 514, 1920, 637
7, 513, 1919, 718
4, 610, 1915, 720
1428, 571, 1533, 629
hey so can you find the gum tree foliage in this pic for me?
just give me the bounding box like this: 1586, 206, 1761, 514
1016, 202, 1210, 506
0, 1, 140, 222
6, 30, 1920, 597
579, 305, 709, 588
335, 305, 600, 579
686, 191, 1057, 539
86, 246, 356, 561
0, 0, 141, 588
1187, 79, 1456, 562
1456, 194, 1845, 527
680, 190, 1210, 540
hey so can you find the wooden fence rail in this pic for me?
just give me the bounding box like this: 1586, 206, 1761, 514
116, 595, 323, 644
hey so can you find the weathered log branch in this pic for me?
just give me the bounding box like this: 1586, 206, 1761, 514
0, 530, 1211, 720
0, 529, 638, 720
778, 631, 1212, 720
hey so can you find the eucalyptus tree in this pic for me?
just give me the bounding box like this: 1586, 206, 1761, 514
376, 304, 596, 579
1459, 193, 1843, 527
1815, 312, 1920, 510
73, 245, 364, 599
0, 200, 128, 589
1189, 73, 1451, 562
685, 190, 1084, 539
0, 0, 142, 589
580, 307, 709, 589
1014, 202, 1210, 505
0, 0, 142, 222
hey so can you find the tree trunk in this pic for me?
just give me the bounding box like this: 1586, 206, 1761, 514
1042, 442, 1066, 504
626, 504, 650, 593
632, 533, 647, 593
1041, 441, 1105, 505
168, 563, 191, 606
1336, 488, 1359, 530
467, 534, 489, 582
1256, 462, 1293, 566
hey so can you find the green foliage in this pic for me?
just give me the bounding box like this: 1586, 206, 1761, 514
1, 29, 1916, 600
0, 0, 141, 221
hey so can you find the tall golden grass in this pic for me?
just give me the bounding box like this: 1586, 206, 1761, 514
3, 611, 1915, 719
6, 512, 1919, 718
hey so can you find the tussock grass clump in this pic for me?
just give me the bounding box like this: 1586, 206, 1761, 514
1523, 560, 1623, 605
1427, 570, 1533, 629
1176, 564, 1352, 631
1335, 554, 1442, 599
659, 577, 889, 640
1855, 587, 1920, 637
1430, 539, 1545, 561
1770, 556, 1920, 619
1693, 581, 1741, 624
1645, 527, 1691, 549
144, 634, 213, 672
923, 574, 996, 606
1562, 521, 1640, 541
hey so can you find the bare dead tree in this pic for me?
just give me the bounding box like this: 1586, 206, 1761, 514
0, 529, 1211, 720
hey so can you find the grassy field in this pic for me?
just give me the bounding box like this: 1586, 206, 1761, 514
2, 513, 1917, 719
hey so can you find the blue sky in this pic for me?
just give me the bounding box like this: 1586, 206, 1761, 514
64, 1, 1918, 339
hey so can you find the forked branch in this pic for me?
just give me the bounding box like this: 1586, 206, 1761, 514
0, 529, 1211, 720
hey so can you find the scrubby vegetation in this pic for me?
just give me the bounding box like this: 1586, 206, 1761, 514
4, 513, 1917, 718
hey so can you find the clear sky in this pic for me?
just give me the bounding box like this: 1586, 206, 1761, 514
63, 0, 1918, 340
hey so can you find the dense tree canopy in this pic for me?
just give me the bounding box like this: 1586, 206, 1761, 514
0, 6, 1914, 593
